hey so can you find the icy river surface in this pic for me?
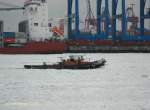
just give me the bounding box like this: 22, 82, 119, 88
0, 53, 150, 110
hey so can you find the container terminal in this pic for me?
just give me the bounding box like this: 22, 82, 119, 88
0, 0, 150, 54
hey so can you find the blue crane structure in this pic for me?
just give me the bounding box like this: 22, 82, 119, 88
67, 0, 150, 42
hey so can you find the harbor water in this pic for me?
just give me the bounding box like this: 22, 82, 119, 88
0, 53, 150, 110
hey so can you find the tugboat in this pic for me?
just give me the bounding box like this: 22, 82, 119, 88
24, 56, 106, 69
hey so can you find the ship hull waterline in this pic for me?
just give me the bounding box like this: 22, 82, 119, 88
24, 59, 106, 70
0, 41, 65, 54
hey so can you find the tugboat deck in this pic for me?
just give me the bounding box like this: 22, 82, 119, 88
24, 56, 106, 69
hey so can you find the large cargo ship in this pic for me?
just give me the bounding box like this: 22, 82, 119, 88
0, 41, 65, 54
0, 31, 65, 54
0, 0, 150, 54
0, 0, 65, 54
66, 39, 150, 53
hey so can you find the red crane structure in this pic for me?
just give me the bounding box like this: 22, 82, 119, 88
85, 0, 96, 31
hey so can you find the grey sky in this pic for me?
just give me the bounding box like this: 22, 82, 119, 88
0, 0, 149, 31
0, 0, 67, 18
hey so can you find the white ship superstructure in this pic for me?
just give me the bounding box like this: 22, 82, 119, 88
24, 0, 52, 41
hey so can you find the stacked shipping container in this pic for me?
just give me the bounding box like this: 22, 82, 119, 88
2, 32, 15, 43
1, 32, 27, 44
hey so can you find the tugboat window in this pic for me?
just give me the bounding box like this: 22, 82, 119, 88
41, 0, 46, 3
34, 23, 38, 26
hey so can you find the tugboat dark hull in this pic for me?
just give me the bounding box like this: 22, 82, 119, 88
24, 59, 106, 69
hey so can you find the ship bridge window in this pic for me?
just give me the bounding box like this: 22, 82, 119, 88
34, 23, 38, 26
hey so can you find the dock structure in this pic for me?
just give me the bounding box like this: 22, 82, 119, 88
67, 0, 150, 42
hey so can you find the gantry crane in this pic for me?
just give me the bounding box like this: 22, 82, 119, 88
67, 0, 111, 40
112, 0, 150, 41
126, 4, 139, 32
85, 0, 95, 30
140, 0, 150, 37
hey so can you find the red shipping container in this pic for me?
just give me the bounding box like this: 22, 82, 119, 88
3, 38, 15, 43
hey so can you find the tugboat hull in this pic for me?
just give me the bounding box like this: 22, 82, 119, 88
24, 59, 106, 69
